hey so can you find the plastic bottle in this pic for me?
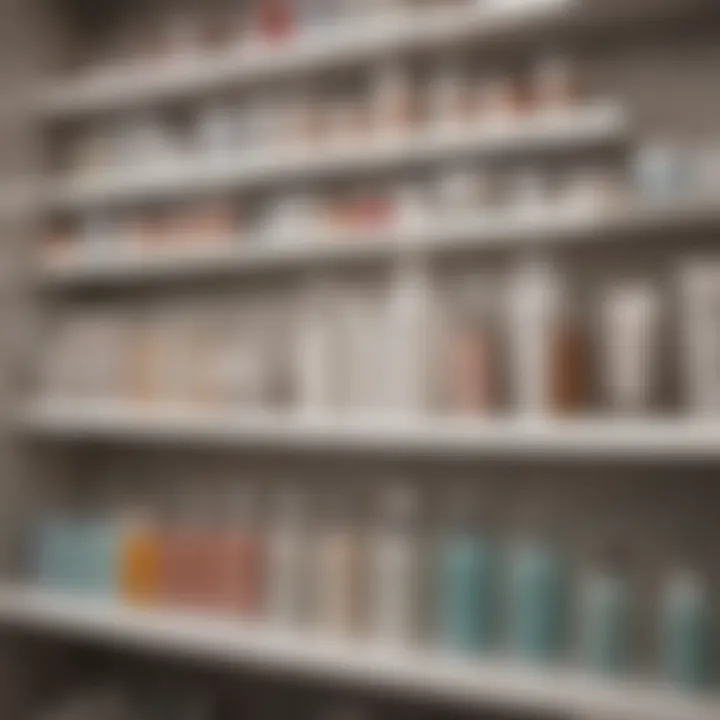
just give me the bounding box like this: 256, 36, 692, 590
369, 484, 421, 644
659, 543, 716, 691
579, 543, 633, 676
437, 488, 497, 654
507, 510, 567, 665
313, 488, 364, 636
267, 488, 308, 625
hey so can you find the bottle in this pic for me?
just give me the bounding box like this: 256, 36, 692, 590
509, 261, 587, 416
444, 281, 500, 416
600, 282, 660, 414
267, 488, 308, 625
659, 542, 716, 691
219, 485, 266, 618
369, 484, 421, 644
507, 510, 567, 665
437, 488, 497, 654
579, 542, 633, 676
35, 499, 77, 593
257, 0, 294, 42
313, 488, 364, 636
119, 501, 161, 607
82, 482, 122, 598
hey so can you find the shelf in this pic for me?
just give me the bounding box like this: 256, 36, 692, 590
34, 0, 574, 119
39, 195, 720, 289
0, 587, 716, 720
44, 104, 627, 213
34, 0, 716, 121
20, 401, 720, 460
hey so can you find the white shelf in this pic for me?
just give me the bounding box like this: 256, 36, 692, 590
35, 0, 574, 119
0, 587, 716, 720
20, 401, 720, 460
44, 104, 627, 212
39, 195, 720, 289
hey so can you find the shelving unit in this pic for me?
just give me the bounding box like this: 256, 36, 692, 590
20, 400, 720, 461
39, 194, 720, 289
3, 0, 720, 717
44, 102, 627, 212
0, 587, 718, 720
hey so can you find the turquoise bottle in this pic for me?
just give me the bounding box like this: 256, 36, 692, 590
508, 521, 566, 665
580, 544, 632, 677
82, 483, 121, 597
438, 491, 497, 654
660, 548, 716, 691
36, 499, 81, 593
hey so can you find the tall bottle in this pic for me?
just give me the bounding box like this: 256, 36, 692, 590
507, 509, 567, 665
267, 488, 309, 626
369, 484, 421, 645
659, 542, 716, 691
313, 488, 364, 636
82, 481, 122, 598
35, 496, 78, 593
437, 488, 497, 654
218, 485, 266, 618
119, 491, 161, 607
579, 542, 633, 677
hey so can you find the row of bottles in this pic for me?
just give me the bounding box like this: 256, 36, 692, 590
33, 484, 718, 692
40, 257, 720, 416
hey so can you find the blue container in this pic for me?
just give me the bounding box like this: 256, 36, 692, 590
36, 516, 80, 592
508, 539, 566, 664
438, 534, 497, 653
81, 519, 120, 597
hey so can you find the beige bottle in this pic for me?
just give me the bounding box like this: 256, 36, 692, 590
312, 489, 365, 636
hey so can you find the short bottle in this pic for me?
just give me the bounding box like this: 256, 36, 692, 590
659, 545, 716, 691
579, 543, 633, 677
437, 488, 497, 654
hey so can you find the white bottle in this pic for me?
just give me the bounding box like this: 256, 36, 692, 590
678, 261, 720, 415
268, 489, 309, 626
600, 282, 660, 414
508, 259, 564, 416
369, 484, 421, 644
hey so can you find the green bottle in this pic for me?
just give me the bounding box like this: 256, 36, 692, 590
580, 543, 632, 677
507, 513, 566, 665
660, 545, 716, 692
